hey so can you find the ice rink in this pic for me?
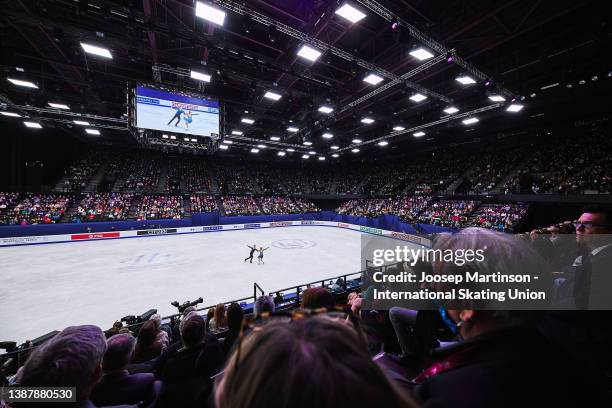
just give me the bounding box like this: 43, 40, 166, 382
0, 226, 362, 343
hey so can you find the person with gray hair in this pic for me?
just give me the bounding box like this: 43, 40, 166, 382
90, 334, 159, 407
16, 325, 137, 407
253, 295, 275, 318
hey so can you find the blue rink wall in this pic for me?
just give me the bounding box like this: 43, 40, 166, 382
0, 211, 456, 238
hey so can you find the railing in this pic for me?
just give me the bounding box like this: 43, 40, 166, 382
269, 271, 364, 308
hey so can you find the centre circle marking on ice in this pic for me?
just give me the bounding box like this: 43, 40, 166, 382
271, 239, 316, 249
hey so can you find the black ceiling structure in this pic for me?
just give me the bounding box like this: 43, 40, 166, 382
0, 0, 610, 158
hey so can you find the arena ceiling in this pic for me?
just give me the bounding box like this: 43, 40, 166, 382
0, 0, 610, 158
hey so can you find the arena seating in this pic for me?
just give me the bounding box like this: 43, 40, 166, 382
258, 196, 301, 214
2, 194, 72, 225
221, 195, 262, 216
465, 203, 529, 232
72, 193, 134, 222
417, 200, 479, 228
56, 151, 104, 192
189, 195, 218, 213
134, 195, 184, 220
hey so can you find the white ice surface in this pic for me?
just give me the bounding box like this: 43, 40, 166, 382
0, 226, 361, 343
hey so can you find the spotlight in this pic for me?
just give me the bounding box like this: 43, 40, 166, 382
391, 18, 399, 30
484, 79, 492, 86
462, 117, 479, 125
409, 48, 434, 61
506, 104, 524, 113
446, 52, 454, 63
24, 121, 42, 128
297, 45, 322, 62
409, 93, 427, 102
334, 4, 366, 24
195, 2, 226, 26
443, 107, 459, 115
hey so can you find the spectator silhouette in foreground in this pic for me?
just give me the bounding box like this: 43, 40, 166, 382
16, 325, 137, 407
215, 316, 415, 408
91, 333, 160, 407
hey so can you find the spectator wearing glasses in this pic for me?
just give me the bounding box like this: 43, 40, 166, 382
555, 205, 612, 309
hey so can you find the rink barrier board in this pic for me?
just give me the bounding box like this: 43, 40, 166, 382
0, 220, 431, 248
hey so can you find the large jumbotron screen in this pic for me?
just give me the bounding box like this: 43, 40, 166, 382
135, 85, 220, 138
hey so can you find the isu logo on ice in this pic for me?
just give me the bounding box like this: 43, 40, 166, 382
120, 252, 182, 269
272, 239, 316, 250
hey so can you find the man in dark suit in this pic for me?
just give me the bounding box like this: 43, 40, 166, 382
91, 333, 160, 407
555, 205, 612, 309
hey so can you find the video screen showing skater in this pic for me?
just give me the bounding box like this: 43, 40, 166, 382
135, 85, 220, 138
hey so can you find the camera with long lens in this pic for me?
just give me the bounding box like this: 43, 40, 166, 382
171, 297, 203, 313
532, 221, 576, 235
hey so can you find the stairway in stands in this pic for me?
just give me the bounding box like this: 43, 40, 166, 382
127, 196, 142, 219
60, 197, 83, 223
215, 196, 226, 215
490, 155, 533, 194
83, 163, 110, 192
182, 196, 192, 217
155, 162, 170, 193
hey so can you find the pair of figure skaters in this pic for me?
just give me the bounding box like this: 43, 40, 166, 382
244, 244, 269, 264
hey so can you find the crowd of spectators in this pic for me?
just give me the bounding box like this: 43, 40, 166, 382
458, 147, 526, 195
417, 200, 478, 228
221, 196, 261, 216
58, 152, 103, 192
1, 194, 72, 225
189, 195, 218, 213
258, 196, 301, 214
134, 195, 184, 220
0, 192, 20, 223
504, 131, 611, 194
180, 159, 212, 193
123, 157, 162, 193
73, 193, 134, 222
215, 162, 252, 195
294, 198, 320, 212
336, 196, 432, 222
465, 203, 529, 232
